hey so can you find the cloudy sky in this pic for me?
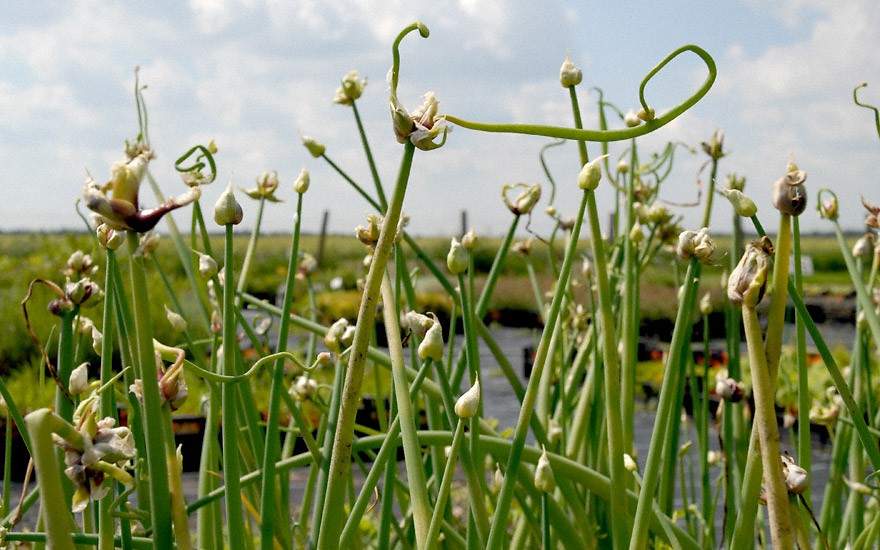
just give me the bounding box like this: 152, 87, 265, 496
2, 0, 879, 238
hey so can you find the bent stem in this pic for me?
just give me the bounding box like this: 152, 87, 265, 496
446, 45, 716, 144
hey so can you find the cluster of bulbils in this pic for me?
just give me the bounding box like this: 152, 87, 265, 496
58, 386, 137, 513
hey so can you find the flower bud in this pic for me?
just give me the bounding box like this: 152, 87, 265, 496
447, 238, 469, 275
637, 106, 655, 122
534, 448, 556, 493
771, 164, 807, 216
293, 168, 310, 194
418, 314, 445, 362
677, 228, 717, 264
819, 195, 839, 220
165, 306, 187, 333
196, 251, 218, 279
325, 318, 350, 353
559, 53, 582, 87
853, 232, 875, 258
91, 325, 103, 356
356, 214, 381, 248
70, 362, 90, 396
548, 419, 562, 446
454, 378, 480, 419
494, 465, 504, 493
624, 109, 641, 128
402, 311, 432, 339
706, 450, 722, 467
727, 237, 773, 307
214, 181, 244, 225
617, 159, 629, 174
334, 70, 367, 105
502, 183, 541, 215
700, 130, 725, 160
96, 224, 124, 250
461, 229, 478, 251
715, 376, 745, 403
290, 376, 318, 401
623, 453, 638, 472
316, 352, 333, 366
511, 239, 532, 256
301, 136, 326, 157
578, 155, 607, 191
647, 203, 672, 225
721, 188, 758, 217
700, 292, 712, 316
629, 221, 645, 244
781, 454, 809, 494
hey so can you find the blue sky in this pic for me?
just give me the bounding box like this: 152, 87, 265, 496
1, 0, 879, 237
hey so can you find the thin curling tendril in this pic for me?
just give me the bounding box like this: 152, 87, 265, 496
853, 82, 880, 141
390, 22, 430, 96
175, 144, 217, 183
445, 44, 717, 143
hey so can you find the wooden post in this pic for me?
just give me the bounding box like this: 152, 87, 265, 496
316, 210, 329, 267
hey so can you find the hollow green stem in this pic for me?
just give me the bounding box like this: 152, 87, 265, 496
427, 420, 466, 549
487, 190, 588, 548
351, 101, 388, 210
126, 231, 173, 549
380, 274, 432, 547
234, 195, 266, 308
258, 192, 303, 550
24, 409, 79, 550
98, 250, 118, 550
220, 224, 246, 549
317, 140, 416, 549
743, 300, 793, 548
630, 260, 698, 549
792, 217, 811, 502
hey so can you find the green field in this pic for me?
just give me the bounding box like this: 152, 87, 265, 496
1, 229, 858, 379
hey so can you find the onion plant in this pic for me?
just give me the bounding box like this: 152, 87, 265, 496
9, 18, 880, 550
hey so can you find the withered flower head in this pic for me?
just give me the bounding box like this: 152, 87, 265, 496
83, 150, 201, 233
771, 162, 807, 216
727, 237, 773, 307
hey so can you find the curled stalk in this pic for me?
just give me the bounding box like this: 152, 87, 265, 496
445, 45, 716, 144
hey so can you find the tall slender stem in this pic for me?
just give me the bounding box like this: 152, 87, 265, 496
486, 190, 588, 548
259, 193, 303, 549
221, 224, 246, 548
380, 274, 432, 547
126, 231, 173, 549
317, 141, 416, 549
742, 302, 793, 548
